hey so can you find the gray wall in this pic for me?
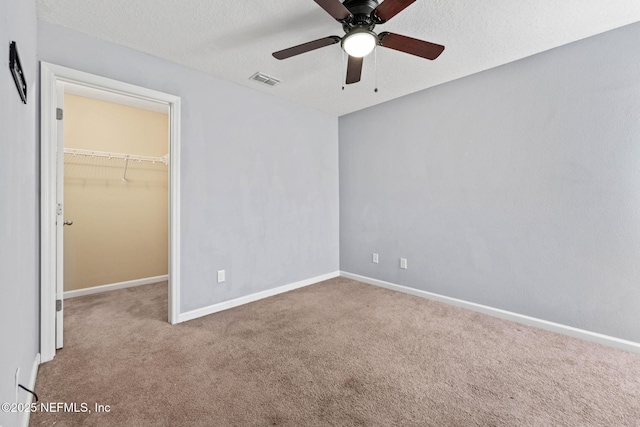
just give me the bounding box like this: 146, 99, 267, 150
38, 22, 339, 313
339, 22, 640, 343
0, 0, 39, 423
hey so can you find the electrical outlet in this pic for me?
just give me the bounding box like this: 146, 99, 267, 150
372, 253, 379, 264
217, 270, 225, 283
400, 258, 407, 269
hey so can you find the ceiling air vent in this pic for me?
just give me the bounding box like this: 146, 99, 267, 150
249, 72, 280, 87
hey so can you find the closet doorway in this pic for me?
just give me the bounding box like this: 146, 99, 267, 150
62, 84, 170, 299
41, 63, 181, 363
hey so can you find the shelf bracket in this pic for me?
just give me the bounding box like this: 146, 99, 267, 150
122, 156, 130, 181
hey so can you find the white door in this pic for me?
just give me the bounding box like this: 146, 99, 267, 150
55, 81, 65, 349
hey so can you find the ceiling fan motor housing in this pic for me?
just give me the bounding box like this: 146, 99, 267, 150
343, 0, 379, 15
342, 0, 379, 30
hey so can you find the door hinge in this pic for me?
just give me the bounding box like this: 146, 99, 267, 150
56, 108, 63, 120
56, 299, 62, 312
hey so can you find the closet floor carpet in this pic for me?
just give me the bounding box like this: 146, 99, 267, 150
31, 278, 640, 426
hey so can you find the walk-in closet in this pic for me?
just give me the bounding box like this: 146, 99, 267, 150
62, 84, 169, 297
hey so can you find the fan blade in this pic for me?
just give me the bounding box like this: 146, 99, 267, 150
273, 36, 341, 60
374, 0, 416, 22
346, 55, 363, 84
378, 32, 445, 60
313, 0, 353, 21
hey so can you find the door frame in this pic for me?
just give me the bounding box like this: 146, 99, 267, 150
40, 62, 182, 362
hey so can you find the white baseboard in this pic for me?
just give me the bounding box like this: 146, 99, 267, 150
63, 275, 168, 299
178, 271, 340, 323
21, 352, 40, 427
340, 271, 640, 354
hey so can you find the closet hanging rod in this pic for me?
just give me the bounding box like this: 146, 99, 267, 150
64, 148, 168, 165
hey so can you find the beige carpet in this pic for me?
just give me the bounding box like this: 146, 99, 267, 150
31, 277, 640, 426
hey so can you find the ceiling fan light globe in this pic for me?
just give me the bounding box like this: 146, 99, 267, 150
342, 31, 377, 58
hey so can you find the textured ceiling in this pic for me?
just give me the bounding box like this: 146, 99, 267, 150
38, 0, 640, 116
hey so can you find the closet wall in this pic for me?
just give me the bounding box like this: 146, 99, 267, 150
63, 93, 169, 292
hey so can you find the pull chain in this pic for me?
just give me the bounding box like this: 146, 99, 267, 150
341, 49, 345, 91
374, 47, 378, 93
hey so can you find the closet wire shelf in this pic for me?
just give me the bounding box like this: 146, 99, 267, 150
64, 148, 168, 181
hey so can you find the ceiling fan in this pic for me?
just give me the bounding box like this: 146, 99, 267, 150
272, 0, 445, 85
